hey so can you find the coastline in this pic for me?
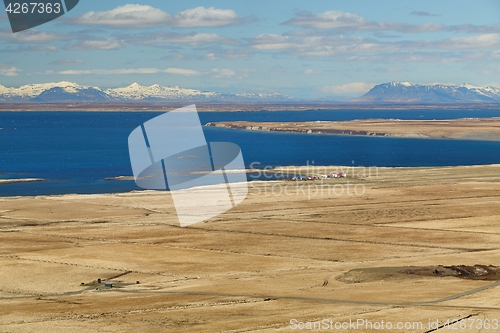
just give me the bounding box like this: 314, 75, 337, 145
206, 117, 500, 141
2, 164, 500, 197
1, 102, 500, 112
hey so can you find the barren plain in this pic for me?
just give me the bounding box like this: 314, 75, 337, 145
1, 165, 500, 332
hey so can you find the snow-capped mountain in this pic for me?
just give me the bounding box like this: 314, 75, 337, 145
105, 82, 223, 100
33, 87, 112, 102
0, 81, 103, 101
0, 81, 292, 102
3, 81, 499, 103
235, 92, 293, 100
358, 82, 500, 103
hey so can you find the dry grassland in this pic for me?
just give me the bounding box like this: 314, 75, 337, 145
1, 165, 500, 332
207, 118, 500, 141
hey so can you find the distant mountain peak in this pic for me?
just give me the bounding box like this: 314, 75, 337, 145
3, 80, 498, 104
359, 82, 500, 103
389, 81, 413, 87
0, 81, 293, 103
460, 83, 481, 89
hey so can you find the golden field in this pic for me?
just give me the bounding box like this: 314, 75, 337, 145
1, 165, 500, 332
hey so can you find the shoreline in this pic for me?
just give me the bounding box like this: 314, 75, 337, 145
1, 102, 500, 112
2, 164, 500, 198
206, 117, 500, 141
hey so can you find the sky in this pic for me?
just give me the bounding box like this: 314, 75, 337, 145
1, 0, 500, 99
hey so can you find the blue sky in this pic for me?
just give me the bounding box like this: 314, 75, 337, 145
1, 0, 500, 98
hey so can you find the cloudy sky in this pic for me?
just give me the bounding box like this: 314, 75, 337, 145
1, 0, 500, 98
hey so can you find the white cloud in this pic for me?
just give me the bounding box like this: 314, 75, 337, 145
249, 29, 500, 62
66, 38, 126, 50
171, 6, 242, 27
205, 53, 218, 61
409, 11, 440, 17
3, 45, 58, 53
447, 24, 500, 34
251, 34, 297, 50
161, 53, 191, 61
250, 34, 398, 56
57, 67, 201, 76
50, 59, 84, 66
220, 48, 254, 59
283, 10, 443, 33
211, 68, 236, 78
73, 5, 242, 29
320, 82, 375, 95
140, 32, 235, 46
73, 4, 170, 28
47, 67, 243, 80
0, 30, 66, 43
435, 33, 500, 50
0, 64, 21, 76
163, 68, 200, 76
304, 69, 322, 75
285, 11, 367, 30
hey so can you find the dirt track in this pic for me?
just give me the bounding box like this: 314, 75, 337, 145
1, 165, 500, 332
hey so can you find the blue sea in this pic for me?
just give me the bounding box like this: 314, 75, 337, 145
1, 109, 500, 196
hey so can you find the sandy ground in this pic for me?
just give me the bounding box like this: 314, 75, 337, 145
1, 165, 500, 332
207, 118, 500, 141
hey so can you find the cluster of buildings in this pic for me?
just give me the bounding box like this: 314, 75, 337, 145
286, 172, 347, 181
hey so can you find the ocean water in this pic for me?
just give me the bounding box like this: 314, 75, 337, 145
1, 109, 500, 196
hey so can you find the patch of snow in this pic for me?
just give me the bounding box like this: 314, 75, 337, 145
0, 81, 87, 98
105, 83, 220, 100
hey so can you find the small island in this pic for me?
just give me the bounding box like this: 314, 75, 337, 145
206, 117, 500, 141
0, 178, 43, 184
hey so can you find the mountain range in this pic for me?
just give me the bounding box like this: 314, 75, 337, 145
0, 81, 292, 103
358, 81, 500, 103
1, 81, 500, 103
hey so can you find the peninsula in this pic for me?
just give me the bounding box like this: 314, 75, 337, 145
206, 117, 500, 141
